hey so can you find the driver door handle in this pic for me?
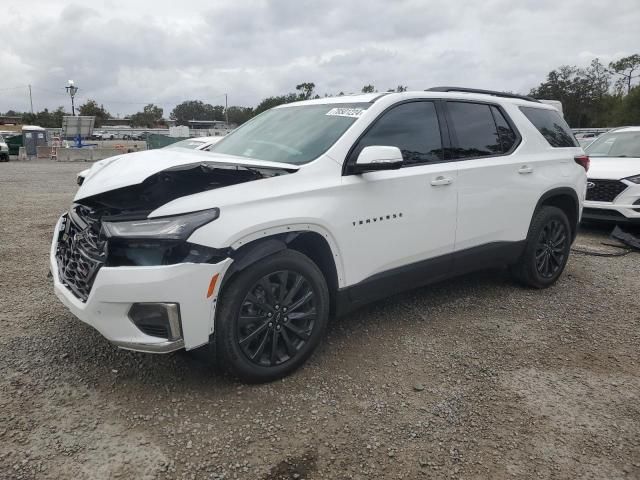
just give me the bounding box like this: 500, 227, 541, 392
430, 175, 453, 186
518, 165, 533, 174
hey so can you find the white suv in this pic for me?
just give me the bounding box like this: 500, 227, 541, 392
582, 127, 640, 225
50, 88, 587, 382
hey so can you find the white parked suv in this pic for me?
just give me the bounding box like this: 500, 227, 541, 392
581, 126, 640, 225
50, 88, 587, 382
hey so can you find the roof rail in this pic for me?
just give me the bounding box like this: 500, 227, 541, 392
426, 86, 540, 103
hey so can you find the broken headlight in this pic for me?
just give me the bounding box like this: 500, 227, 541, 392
102, 208, 219, 240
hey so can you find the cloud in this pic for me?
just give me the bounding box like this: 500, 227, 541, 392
0, 0, 639, 115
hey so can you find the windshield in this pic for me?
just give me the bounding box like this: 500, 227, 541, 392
165, 139, 207, 150
210, 103, 369, 164
585, 131, 640, 158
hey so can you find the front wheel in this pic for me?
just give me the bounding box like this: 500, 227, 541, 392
511, 206, 571, 288
215, 250, 329, 382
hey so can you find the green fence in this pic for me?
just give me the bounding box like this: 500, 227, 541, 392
146, 134, 187, 150
5, 134, 23, 156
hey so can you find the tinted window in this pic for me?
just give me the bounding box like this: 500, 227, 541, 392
447, 102, 502, 158
354, 101, 443, 165
491, 106, 518, 152
519, 106, 578, 148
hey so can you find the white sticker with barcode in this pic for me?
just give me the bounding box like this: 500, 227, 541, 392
325, 107, 365, 118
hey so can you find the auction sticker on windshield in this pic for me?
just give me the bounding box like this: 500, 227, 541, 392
325, 107, 365, 118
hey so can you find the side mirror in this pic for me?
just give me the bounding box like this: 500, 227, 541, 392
352, 145, 403, 174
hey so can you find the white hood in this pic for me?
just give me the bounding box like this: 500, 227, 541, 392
588, 156, 640, 181
74, 149, 299, 200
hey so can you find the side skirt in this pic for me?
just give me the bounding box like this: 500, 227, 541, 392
334, 241, 526, 317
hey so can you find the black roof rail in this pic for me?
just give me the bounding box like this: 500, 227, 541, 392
426, 86, 540, 103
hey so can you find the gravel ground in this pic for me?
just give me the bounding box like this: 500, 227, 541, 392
1, 160, 639, 480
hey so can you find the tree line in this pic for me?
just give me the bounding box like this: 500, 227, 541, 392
529, 54, 640, 127
3, 54, 638, 129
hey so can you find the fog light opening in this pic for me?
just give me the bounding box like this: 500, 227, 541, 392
128, 303, 182, 341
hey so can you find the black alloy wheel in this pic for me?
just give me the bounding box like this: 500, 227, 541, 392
215, 249, 329, 382
534, 219, 567, 278
237, 270, 316, 367
511, 205, 572, 289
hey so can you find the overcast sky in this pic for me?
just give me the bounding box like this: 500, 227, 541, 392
1, 0, 638, 116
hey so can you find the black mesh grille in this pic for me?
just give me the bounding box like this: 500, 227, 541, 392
137, 324, 169, 338
585, 179, 627, 202
55, 206, 107, 302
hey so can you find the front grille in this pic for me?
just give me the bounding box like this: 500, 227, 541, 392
586, 179, 627, 202
55, 206, 107, 302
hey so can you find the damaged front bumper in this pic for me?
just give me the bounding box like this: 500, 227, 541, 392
50, 215, 232, 353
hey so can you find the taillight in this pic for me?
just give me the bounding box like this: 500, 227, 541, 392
574, 155, 590, 172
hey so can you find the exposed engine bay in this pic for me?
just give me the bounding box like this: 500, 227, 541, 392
55, 162, 294, 300
78, 162, 293, 216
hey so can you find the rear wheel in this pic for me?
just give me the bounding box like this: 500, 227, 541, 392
511, 206, 571, 288
215, 250, 329, 382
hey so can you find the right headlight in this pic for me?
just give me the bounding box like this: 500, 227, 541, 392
624, 174, 640, 184
102, 208, 219, 240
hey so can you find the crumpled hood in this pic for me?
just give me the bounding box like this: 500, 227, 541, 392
588, 157, 640, 180
75, 149, 299, 201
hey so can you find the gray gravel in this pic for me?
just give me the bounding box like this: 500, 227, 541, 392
1, 160, 639, 479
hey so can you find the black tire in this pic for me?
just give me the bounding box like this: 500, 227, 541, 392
511, 206, 571, 289
215, 249, 329, 382
0, 154, 8, 162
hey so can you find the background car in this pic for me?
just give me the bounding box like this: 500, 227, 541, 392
163, 136, 225, 151
0, 134, 9, 161
582, 126, 640, 225
575, 132, 602, 148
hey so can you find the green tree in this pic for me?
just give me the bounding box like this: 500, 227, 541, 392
51, 106, 68, 128
170, 100, 224, 125
295, 82, 316, 100
530, 64, 612, 127
616, 86, 640, 124
608, 54, 640, 94
129, 104, 164, 128
361, 84, 375, 93
225, 106, 254, 125
78, 99, 111, 127
254, 93, 299, 115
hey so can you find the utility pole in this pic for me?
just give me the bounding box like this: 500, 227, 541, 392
28, 85, 34, 114
225, 93, 229, 125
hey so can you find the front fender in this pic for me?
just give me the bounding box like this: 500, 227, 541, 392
226, 223, 346, 288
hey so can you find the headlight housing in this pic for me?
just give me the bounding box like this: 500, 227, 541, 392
624, 174, 640, 184
102, 208, 219, 240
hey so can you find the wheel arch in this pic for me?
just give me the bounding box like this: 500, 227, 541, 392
219, 228, 343, 316
533, 187, 580, 241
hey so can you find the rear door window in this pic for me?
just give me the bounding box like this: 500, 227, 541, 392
491, 106, 518, 153
446, 102, 503, 159
519, 106, 578, 147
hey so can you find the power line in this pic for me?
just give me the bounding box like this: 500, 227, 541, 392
0, 86, 27, 92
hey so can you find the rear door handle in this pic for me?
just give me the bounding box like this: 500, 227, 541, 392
518, 165, 533, 174
430, 175, 453, 186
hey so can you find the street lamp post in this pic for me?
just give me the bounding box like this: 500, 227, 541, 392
65, 80, 79, 115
